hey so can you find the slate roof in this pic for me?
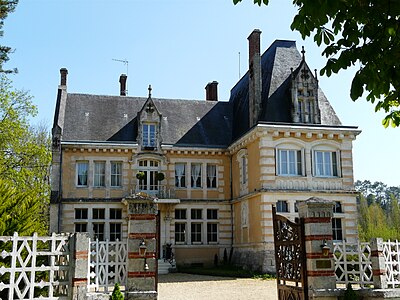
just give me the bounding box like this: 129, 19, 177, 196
62, 94, 232, 148
229, 40, 342, 140
57, 39, 344, 148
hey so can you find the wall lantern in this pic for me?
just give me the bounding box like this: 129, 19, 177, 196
320, 240, 330, 257
139, 239, 147, 257
139, 239, 149, 271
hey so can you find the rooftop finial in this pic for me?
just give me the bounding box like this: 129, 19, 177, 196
148, 84, 152, 98
301, 46, 306, 61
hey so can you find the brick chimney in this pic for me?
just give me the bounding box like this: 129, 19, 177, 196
248, 29, 262, 127
205, 81, 218, 101
119, 74, 127, 96
60, 68, 68, 86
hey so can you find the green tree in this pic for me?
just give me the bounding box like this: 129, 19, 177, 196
233, 0, 400, 127
0, 0, 18, 73
110, 283, 124, 300
0, 75, 51, 234
0, 178, 45, 235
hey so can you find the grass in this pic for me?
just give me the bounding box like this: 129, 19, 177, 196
177, 264, 276, 280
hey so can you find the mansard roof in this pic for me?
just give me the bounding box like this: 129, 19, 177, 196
57, 39, 346, 148
229, 40, 342, 140
62, 94, 232, 147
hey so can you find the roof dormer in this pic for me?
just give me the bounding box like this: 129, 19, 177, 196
138, 85, 162, 152
290, 47, 321, 124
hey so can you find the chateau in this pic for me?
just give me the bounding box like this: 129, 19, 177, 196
50, 29, 360, 273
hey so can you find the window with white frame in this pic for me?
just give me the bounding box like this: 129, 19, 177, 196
206, 164, 217, 188
109, 223, 122, 241
314, 150, 338, 177
175, 163, 186, 188
276, 200, 289, 213
76, 161, 89, 187
75, 223, 87, 233
332, 218, 343, 241
207, 223, 218, 243
74, 206, 123, 241
94, 161, 106, 187
111, 162, 122, 187
191, 163, 202, 188
277, 149, 302, 176
175, 223, 186, 243
142, 123, 156, 147
191, 223, 202, 243
207, 209, 218, 244
191, 209, 202, 220
332, 201, 343, 241
75, 208, 88, 220
207, 209, 218, 220
175, 209, 186, 220
333, 201, 342, 213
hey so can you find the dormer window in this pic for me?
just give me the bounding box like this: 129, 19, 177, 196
143, 123, 156, 148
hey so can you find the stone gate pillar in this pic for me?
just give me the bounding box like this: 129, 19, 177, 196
298, 197, 336, 299
122, 193, 158, 300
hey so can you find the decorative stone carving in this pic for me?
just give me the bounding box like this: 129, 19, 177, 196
122, 192, 158, 215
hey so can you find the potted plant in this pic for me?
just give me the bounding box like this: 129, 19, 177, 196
136, 171, 145, 180
156, 172, 165, 181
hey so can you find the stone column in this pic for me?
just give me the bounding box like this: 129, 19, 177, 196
69, 232, 89, 300
122, 193, 158, 300
370, 238, 388, 289
298, 197, 336, 298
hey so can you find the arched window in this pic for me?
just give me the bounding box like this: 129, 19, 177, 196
275, 142, 304, 176
312, 144, 340, 177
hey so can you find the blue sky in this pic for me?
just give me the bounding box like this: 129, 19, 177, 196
3, 0, 400, 187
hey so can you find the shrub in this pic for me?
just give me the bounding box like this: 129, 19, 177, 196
110, 283, 124, 300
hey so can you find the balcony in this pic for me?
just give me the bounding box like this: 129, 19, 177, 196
274, 177, 345, 191
131, 184, 177, 199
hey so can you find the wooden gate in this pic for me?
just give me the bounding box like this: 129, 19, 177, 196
272, 206, 307, 300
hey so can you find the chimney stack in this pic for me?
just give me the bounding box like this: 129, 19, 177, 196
119, 74, 127, 96
248, 29, 262, 127
205, 81, 218, 101
60, 68, 68, 86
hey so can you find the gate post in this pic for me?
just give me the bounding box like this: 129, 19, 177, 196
298, 197, 336, 298
122, 193, 158, 300
69, 232, 90, 300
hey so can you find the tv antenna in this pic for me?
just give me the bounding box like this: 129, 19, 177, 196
112, 58, 129, 76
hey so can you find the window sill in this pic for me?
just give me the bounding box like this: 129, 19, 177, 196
76, 186, 88, 188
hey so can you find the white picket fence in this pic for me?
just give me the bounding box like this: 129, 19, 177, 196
88, 239, 128, 292
334, 240, 400, 288
0, 232, 70, 300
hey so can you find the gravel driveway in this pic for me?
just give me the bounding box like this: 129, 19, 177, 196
158, 273, 278, 300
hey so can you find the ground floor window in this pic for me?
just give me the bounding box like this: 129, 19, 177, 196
207, 223, 218, 243
191, 223, 202, 244
73, 205, 123, 241
175, 223, 186, 243
332, 218, 343, 241
174, 208, 219, 245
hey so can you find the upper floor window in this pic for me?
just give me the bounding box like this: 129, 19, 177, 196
94, 161, 106, 187
314, 150, 338, 177
241, 156, 247, 184
143, 123, 156, 148
111, 162, 122, 187
206, 164, 217, 188
207, 209, 218, 220
277, 149, 302, 176
175, 163, 186, 188
77, 161, 88, 187
191, 163, 202, 188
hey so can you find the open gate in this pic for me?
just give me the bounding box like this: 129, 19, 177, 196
272, 206, 307, 300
